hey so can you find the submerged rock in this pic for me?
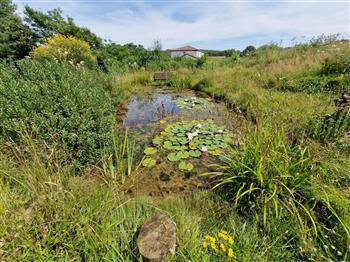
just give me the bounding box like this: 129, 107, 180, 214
137, 214, 176, 261
159, 172, 170, 182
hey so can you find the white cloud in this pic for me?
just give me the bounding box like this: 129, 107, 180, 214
14, 1, 350, 49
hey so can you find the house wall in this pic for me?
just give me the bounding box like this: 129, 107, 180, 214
170, 51, 204, 58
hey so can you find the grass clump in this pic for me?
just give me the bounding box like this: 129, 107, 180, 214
208, 131, 316, 232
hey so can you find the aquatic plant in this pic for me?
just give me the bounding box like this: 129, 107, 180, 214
142, 120, 233, 171
173, 96, 211, 110
109, 129, 136, 183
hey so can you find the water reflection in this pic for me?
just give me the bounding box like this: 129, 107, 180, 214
122, 92, 181, 127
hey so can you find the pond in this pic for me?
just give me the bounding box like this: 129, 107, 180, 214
117, 88, 244, 197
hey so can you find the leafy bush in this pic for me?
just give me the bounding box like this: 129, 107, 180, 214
0, 60, 115, 169
192, 78, 212, 91
321, 54, 350, 76
277, 74, 350, 93
310, 108, 350, 153
31, 35, 97, 68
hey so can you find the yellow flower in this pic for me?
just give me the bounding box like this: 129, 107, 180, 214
211, 242, 218, 252
220, 243, 226, 252
220, 230, 228, 235
218, 232, 229, 241
203, 241, 208, 248
228, 236, 234, 245
228, 248, 235, 258
205, 235, 216, 243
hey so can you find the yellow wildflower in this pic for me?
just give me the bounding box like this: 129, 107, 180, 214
228, 248, 235, 258
211, 242, 218, 252
220, 243, 226, 252
205, 235, 216, 243
220, 230, 228, 235
218, 232, 229, 241
228, 236, 234, 245
203, 241, 208, 248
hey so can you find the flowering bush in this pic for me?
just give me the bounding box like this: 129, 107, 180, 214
202, 230, 236, 260
31, 35, 97, 68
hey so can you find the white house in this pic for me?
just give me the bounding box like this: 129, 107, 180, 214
168, 45, 204, 59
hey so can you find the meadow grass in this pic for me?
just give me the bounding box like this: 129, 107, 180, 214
1, 40, 349, 261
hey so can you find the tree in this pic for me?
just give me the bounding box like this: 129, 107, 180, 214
24, 6, 102, 49
0, 0, 36, 60
240, 45, 256, 57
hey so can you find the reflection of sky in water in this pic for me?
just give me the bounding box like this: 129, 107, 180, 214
123, 93, 181, 126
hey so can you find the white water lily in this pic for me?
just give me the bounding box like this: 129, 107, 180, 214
201, 146, 208, 152
218, 129, 224, 134
191, 97, 197, 100
184, 99, 189, 102
187, 131, 199, 141
196, 124, 202, 128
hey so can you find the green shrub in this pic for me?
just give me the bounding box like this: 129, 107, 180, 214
0, 60, 115, 169
31, 35, 97, 68
277, 74, 350, 93
192, 78, 212, 91
321, 54, 350, 76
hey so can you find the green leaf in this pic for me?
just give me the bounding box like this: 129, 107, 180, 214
179, 161, 194, 171
178, 151, 190, 159
167, 152, 181, 162
144, 147, 157, 155
189, 150, 201, 158
163, 141, 173, 149
152, 136, 162, 145
142, 157, 156, 168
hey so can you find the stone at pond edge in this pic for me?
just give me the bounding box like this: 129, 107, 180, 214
159, 172, 171, 182
137, 214, 176, 261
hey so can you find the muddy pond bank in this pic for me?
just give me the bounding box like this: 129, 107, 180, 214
116, 88, 245, 197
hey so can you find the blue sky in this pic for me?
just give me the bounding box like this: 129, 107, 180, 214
14, 0, 350, 50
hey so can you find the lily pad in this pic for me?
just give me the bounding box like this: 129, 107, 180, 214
167, 152, 181, 162
144, 147, 157, 155
189, 150, 201, 158
142, 158, 156, 168
163, 141, 173, 149
152, 136, 162, 145
179, 161, 194, 172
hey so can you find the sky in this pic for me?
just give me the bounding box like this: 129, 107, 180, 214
14, 0, 350, 50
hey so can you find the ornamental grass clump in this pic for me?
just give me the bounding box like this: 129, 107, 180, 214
207, 130, 319, 234
202, 230, 236, 260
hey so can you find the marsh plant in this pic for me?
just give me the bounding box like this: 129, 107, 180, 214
207, 131, 318, 234
109, 129, 136, 183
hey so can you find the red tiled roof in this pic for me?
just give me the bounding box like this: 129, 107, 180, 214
168, 45, 200, 51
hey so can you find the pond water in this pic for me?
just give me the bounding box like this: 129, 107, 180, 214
117, 88, 244, 197
120, 88, 238, 130
122, 89, 182, 127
